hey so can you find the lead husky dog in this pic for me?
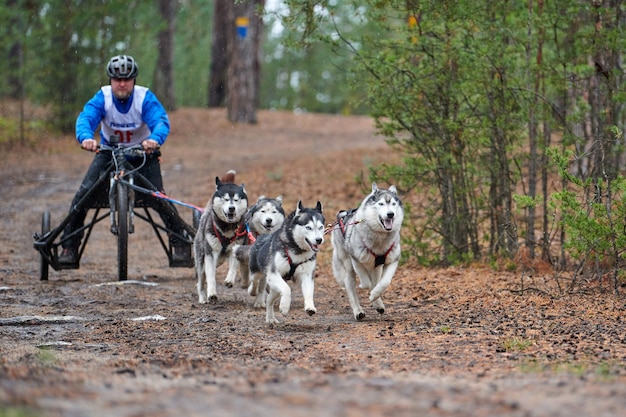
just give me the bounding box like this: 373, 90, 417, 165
247, 201, 325, 324
224, 195, 285, 289
194, 176, 249, 304
331, 183, 403, 321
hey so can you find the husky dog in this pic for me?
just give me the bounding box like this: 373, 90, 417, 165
247, 201, 325, 324
194, 175, 249, 304
224, 195, 285, 289
331, 183, 403, 321
247, 195, 285, 236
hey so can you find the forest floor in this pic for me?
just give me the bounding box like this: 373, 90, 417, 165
1, 107, 626, 417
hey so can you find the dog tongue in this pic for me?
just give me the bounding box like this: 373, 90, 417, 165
383, 218, 394, 230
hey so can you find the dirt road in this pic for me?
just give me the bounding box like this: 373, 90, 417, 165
1, 109, 625, 416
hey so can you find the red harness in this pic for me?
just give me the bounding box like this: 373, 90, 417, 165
212, 221, 251, 254
283, 245, 316, 280
364, 241, 395, 267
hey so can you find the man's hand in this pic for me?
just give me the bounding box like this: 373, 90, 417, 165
142, 139, 159, 154
81, 139, 98, 152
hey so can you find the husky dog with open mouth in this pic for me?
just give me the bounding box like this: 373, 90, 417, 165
246, 201, 325, 324
194, 175, 248, 304
331, 183, 403, 321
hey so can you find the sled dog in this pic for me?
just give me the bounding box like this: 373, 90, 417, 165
247, 201, 325, 324
194, 175, 249, 304
331, 183, 403, 320
224, 195, 285, 289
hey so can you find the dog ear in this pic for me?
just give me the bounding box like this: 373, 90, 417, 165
215, 176, 223, 188
296, 200, 303, 214
256, 195, 266, 202
389, 185, 397, 194
316, 201, 323, 213
276, 195, 283, 203
372, 182, 378, 192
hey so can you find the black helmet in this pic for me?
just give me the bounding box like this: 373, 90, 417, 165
106, 55, 138, 79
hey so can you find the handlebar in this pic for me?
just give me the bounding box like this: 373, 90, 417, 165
98, 143, 146, 159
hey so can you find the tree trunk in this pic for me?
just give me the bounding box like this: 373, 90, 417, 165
7, 0, 24, 101
208, 0, 229, 107
225, 0, 264, 123
153, 0, 176, 111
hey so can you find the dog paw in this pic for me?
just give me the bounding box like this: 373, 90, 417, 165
355, 311, 366, 321
305, 308, 316, 316
198, 295, 208, 304
208, 294, 218, 303
369, 292, 382, 302
266, 316, 280, 324
224, 280, 233, 288
253, 301, 266, 309
371, 297, 385, 313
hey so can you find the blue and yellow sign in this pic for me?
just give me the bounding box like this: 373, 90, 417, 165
236, 16, 249, 39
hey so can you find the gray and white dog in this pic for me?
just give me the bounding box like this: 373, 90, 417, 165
224, 195, 285, 289
194, 175, 249, 304
246, 201, 325, 324
331, 183, 403, 321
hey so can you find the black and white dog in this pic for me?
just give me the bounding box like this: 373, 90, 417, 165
194, 175, 249, 304
224, 195, 285, 289
331, 183, 403, 321
247, 201, 325, 324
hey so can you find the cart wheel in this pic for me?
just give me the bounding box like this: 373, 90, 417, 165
193, 209, 201, 229
40, 211, 50, 281
116, 182, 128, 281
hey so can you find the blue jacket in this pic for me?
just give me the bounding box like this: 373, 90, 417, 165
75, 86, 170, 146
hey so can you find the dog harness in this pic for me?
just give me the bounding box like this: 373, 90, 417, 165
364, 241, 395, 267
212, 221, 250, 255
283, 246, 316, 280
337, 210, 394, 267
338, 209, 357, 234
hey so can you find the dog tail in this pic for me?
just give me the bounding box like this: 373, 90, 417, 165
220, 169, 236, 184
233, 244, 251, 264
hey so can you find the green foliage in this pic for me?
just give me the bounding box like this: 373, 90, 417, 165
500, 337, 532, 352
261, 0, 371, 114
0, 407, 41, 417
278, 0, 626, 275
548, 145, 626, 278
0, 116, 55, 144
35, 346, 57, 366
174, 1, 213, 107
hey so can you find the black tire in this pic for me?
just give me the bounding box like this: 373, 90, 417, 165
116, 182, 128, 281
40, 211, 50, 281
